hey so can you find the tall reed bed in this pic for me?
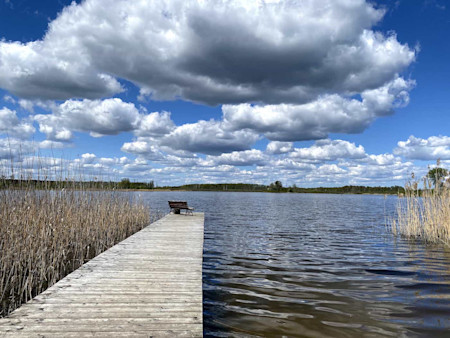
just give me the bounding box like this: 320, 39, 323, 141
0, 178, 154, 317
391, 175, 450, 245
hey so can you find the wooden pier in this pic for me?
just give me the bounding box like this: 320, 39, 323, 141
0, 213, 205, 337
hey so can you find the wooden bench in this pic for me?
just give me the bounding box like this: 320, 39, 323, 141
168, 200, 194, 215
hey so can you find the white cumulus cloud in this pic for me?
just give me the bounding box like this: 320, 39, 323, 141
159, 120, 259, 155
266, 141, 294, 154
206, 149, 267, 167
289, 139, 366, 162
134, 111, 175, 137
0, 0, 415, 105
121, 140, 163, 161
222, 78, 414, 141
0, 138, 36, 159
394, 135, 450, 160
0, 107, 35, 138
34, 98, 141, 141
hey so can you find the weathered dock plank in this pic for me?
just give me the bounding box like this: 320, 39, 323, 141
0, 213, 204, 338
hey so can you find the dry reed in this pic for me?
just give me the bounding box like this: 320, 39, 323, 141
391, 175, 450, 245
0, 178, 155, 317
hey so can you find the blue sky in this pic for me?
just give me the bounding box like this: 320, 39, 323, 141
0, 0, 449, 187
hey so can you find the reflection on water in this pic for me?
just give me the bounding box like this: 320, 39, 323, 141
140, 191, 450, 337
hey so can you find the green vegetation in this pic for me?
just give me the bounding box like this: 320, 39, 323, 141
118, 178, 155, 190
269, 180, 283, 192
0, 176, 155, 317
1, 176, 404, 195
427, 167, 449, 188
0, 178, 155, 190
167, 182, 405, 195
169, 183, 268, 192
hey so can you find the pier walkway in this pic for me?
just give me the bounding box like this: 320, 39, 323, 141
0, 213, 205, 337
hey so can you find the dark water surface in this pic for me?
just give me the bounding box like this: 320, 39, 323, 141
139, 191, 450, 337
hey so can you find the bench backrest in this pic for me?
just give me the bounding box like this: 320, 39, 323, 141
168, 201, 189, 209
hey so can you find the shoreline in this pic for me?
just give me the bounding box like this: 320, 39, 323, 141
124, 188, 399, 196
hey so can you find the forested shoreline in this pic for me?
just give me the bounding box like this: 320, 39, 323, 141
1, 178, 404, 195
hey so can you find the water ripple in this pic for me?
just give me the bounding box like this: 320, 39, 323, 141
139, 191, 450, 337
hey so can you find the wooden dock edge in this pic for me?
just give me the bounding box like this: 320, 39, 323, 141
0, 212, 205, 338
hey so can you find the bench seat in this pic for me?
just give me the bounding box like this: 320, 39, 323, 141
168, 200, 194, 215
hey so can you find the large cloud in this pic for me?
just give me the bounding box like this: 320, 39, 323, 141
222, 77, 414, 141
33, 98, 178, 146
289, 139, 366, 162
0, 40, 122, 100
34, 98, 141, 141
134, 111, 175, 137
394, 135, 450, 160
159, 120, 259, 155
0, 0, 415, 104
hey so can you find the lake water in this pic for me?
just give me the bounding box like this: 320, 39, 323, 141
139, 191, 450, 337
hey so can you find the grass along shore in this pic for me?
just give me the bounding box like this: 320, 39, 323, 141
391, 176, 450, 245
0, 179, 155, 317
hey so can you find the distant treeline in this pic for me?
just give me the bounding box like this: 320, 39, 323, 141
1, 178, 404, 195
290, 185, 405, 195
0, 178, 154, 190
169, 183, 267, 192
166, 183, 405, 195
